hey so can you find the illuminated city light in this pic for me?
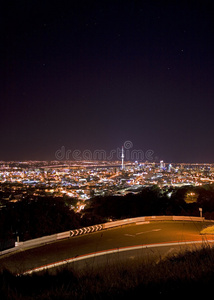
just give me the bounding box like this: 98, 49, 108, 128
0, 161, 213, 204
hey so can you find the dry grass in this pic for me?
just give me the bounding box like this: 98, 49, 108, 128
1, 244, 214, 299
201, 225, 214, 234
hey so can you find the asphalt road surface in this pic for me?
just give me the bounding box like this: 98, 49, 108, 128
0, 220, 213, 274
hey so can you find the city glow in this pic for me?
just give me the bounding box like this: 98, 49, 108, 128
0, 161, 213, 206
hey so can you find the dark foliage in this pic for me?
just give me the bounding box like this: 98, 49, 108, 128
0, 197, 81, 248
84, 185, 214, 220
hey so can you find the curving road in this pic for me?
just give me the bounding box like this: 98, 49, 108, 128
0, 220, 214, 274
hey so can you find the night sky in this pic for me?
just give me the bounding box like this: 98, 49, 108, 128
1, 0, 214, 163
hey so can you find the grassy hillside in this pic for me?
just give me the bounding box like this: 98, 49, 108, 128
1, 243, 214, 299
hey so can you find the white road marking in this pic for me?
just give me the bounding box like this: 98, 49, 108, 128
124, 234, 135, 237
124, 229, 161, 237
136, 229, 161, 235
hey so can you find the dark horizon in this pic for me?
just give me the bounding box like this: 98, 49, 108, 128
1, 0, 214, 163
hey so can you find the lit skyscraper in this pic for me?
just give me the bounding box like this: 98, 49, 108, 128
121, 146, 124, 170
160, 160, 164, 169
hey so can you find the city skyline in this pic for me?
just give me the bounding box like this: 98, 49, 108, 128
1, 159, 213, 205
1, 0, 214, 163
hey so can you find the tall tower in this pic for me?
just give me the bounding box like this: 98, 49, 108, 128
121, 146, 124, 170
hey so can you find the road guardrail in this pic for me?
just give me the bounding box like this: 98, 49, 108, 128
70, 224, 103, 237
